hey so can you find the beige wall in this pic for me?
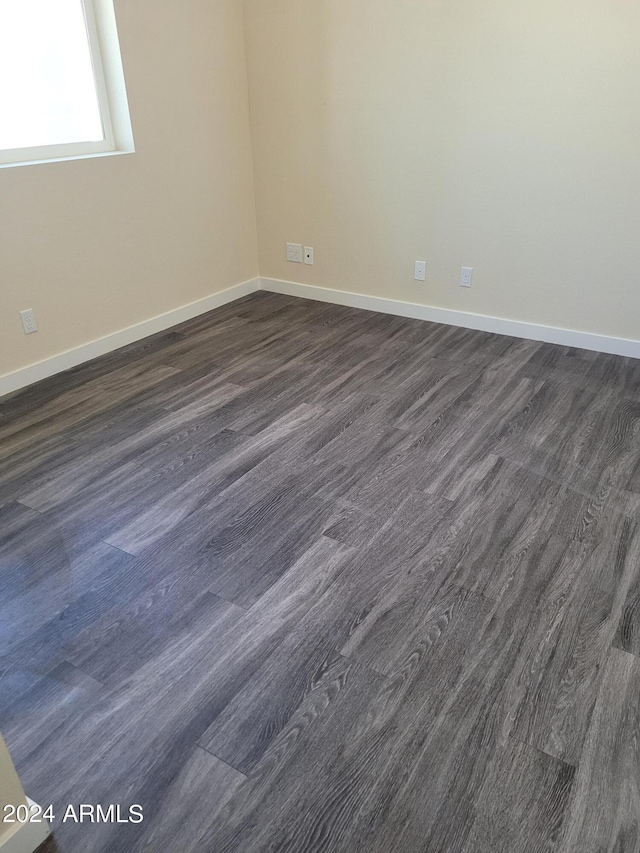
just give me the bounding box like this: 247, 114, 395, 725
244, 0, 640, 341
0, 0, 258, 378
3, 0, 639, 384
0, 736, 28, 847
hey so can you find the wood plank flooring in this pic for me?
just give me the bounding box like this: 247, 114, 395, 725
1, 291, 639, 852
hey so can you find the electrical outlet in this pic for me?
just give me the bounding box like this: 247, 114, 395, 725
414, 261, 427, 281
304, 246, 314, 265
460, 267, 473, 288
286, 243, 303, 263
20, 309, 38, 334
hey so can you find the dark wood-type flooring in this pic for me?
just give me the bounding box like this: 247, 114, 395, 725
1, 291, 640, 852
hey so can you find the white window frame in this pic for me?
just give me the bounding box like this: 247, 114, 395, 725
0, 0, 135, 168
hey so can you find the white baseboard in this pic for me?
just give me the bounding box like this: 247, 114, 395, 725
0, 278, 261, 398
0, 800, 50, 853
3, 273, 638, 398
261, 277, 640, 360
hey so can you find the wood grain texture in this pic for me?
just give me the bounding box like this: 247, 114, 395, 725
559, 647, 640, 853
510, 515, 640, 766
1, 291, 639, 851
614, 516, 640, 657
459, 737, 575, 853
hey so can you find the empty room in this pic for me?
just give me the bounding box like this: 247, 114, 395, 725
1, 1, 639, 851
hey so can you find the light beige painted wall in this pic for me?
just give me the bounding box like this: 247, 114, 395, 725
0, 736, 28, 846
0, 0, 258, 378
244, 0, 640, 340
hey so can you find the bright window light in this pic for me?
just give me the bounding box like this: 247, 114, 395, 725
0, 0, 134, 167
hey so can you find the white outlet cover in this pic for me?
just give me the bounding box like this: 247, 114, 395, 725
414, 261, 427, 281
460, 267, 473, 287
304, 246, 314, 265
20, 308, 38, 334
286, 243, 303, 263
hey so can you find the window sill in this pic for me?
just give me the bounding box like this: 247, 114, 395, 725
0, 146, 135, 170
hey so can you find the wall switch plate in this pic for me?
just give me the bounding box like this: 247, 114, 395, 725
286, 243, 303, 263
414, 261, 427, 281
20, 309, 38, 334
304, 246, 314, 265
460, 266, 473, 287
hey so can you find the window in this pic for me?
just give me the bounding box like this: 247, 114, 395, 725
0, 0, 134, 167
